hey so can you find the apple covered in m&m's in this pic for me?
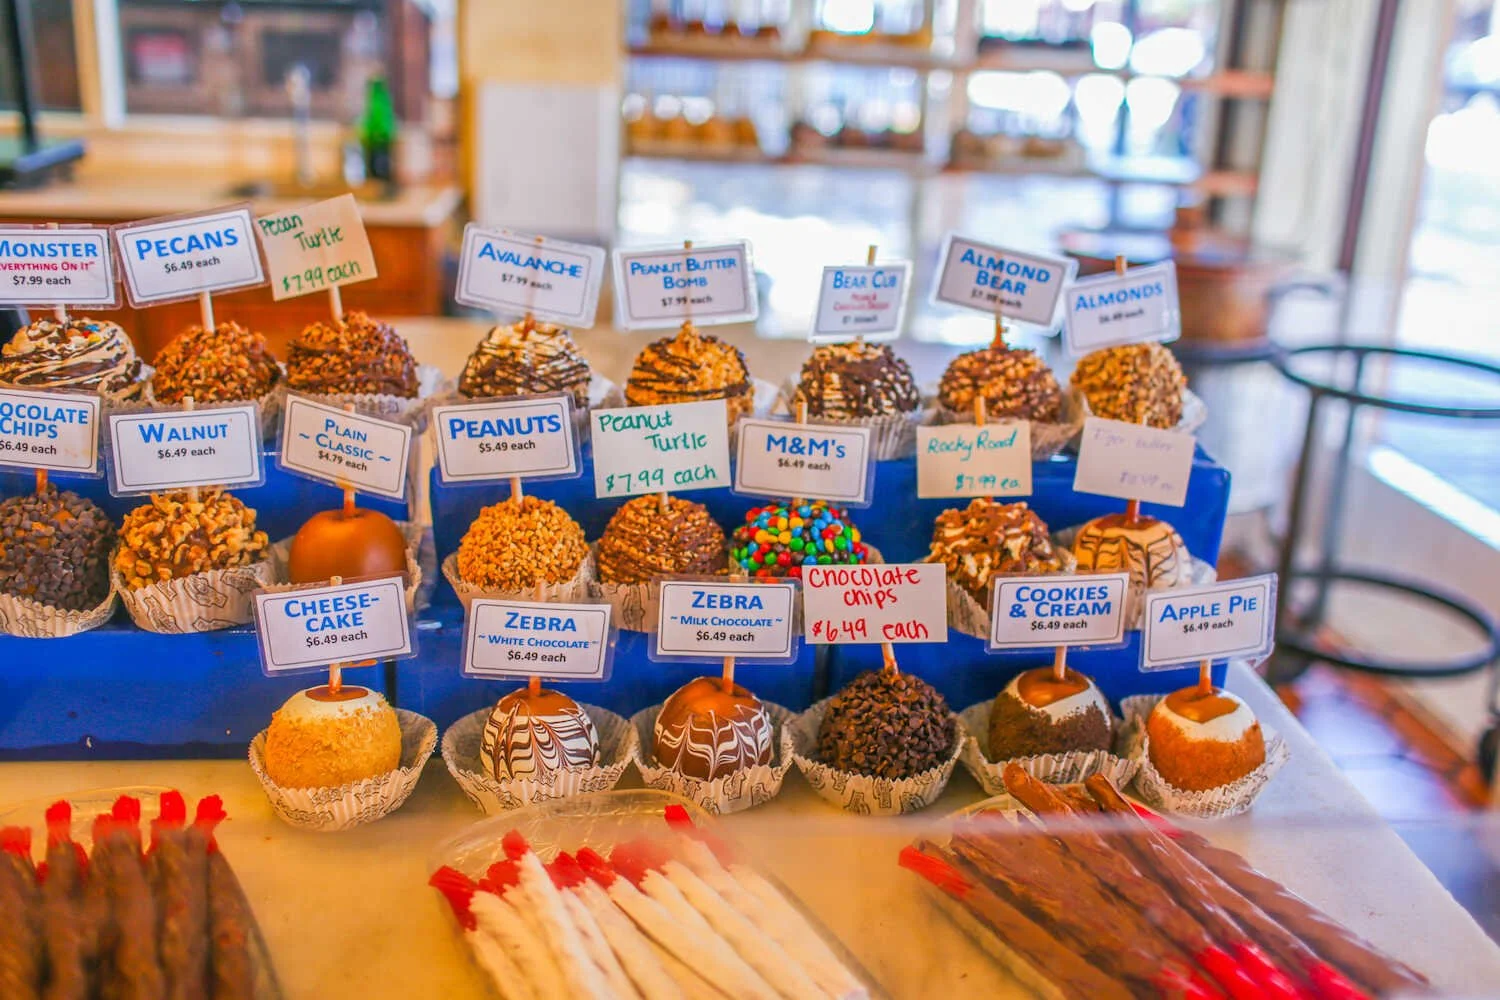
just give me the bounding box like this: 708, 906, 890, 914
729, 501, 868, 579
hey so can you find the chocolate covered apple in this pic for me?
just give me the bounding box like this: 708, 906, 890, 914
1071, 513, 1192, 593
653, 676, 774, 780
480, 687, 600, 783
987, 667, 1113, 760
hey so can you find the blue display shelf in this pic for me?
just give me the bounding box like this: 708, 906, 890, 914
396, 606, 821, 729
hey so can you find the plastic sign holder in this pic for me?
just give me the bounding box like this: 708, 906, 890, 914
1063, 260, 1181, 357
733, 416, 873, 507
105, 399, 263, 496
653, 578, 799, 666
1140, 574, 1277, 673
279, 395, 413, 502
255, 194, 378, 315
612, 239, 758, 330
456, 225, 607, 329
802, 562, 947, 645
431, 392, 581, 486
1073, 416, 1195, 509
809, 254, 912, 343
462, 598, 616, 683
985, 569, 1133, 698
590, 397, 731, 500
0, 223, 119, 307
0, 388, 101, 479
931, 232, 1076, 332
253, 573, 416, 685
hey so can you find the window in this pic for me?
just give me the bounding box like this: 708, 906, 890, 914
0, 0, 83, 112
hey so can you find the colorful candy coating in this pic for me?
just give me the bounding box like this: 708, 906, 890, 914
728, 501, 869, 579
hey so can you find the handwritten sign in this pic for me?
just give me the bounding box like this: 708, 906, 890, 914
256, 194, 377, 301
1141, 575, 1277, 671
656, 580, 797, 660
254, 576, 413, 675
931, 234, 1075, 327
591, 399, 730, 498
734, 418, 871, 506
1064, 262, 1180, 356
463, 600, 613, 680
456, 225, 606, 327
612, 241, 758, 329
432, 395, 578, 484
989, 573, 1131, 650
811, 262, 911, 342
803, 563, 947, 645
916, 421, 1032, 498
0, 388, 100, 475
107, 403, 262, 494
0, 225, 118, 306
279, 395, 412, 500
1073, 417, 1194, 508
113, 206, 264, 306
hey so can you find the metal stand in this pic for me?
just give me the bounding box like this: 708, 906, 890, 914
1271, 344, 1500, 778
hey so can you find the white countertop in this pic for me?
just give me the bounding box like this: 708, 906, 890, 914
0, 662, 1492, 999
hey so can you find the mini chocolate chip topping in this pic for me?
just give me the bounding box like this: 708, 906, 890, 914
817, 667, 955, 779
0, 485, 115, 610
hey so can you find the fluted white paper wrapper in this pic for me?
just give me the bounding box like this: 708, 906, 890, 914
1120, 694, 1290, 819
441, 548, 597, 612
786, 696, 964, 816
941, 546, 1079, 641
594, 567, 660, 633
1052, 524, 1216, 630
442, 703, 637, 813
0, 587, 116, 638
266, 519, 424, 613
248, 708, 436, 832
1075, 385, 1208, 438
294, 363, 447, 432
776, 377, 926, 460
932, 386, 1086, 460
957, 700, 1138, 795
113, 556, 274, 634
629, 701, 795, 815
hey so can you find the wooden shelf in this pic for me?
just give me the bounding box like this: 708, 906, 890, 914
625, 143, 934, 174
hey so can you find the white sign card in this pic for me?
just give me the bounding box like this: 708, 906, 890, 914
279, 395, 413, 500
456, 225, 607, 327
655, 580, 797, 661
1064, 261, 1181, 356
113, 206, 265, 306
1141, 574, 1277, 672
931, 234, 1076, 328
256, 194, 378, 301
0, 388, 100, 475
432, 394, 579, 484
802, 562, 948, 644
463, 600, 614, 680
254, 576, 414, 675
734, 418, 872, 506
810, 261, 912, 342
612, 241, 758, 329
0, 225, 119, 306
1073, 417, 1194, 508
106, 403, 262, 495
916, 421, 1032, 498
591, 398, 731, 498
988, 573, 1131, 651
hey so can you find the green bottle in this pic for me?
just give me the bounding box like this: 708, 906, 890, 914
359, 76, 397, 183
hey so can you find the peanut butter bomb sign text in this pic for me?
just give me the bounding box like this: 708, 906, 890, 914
802, 562, 948, 644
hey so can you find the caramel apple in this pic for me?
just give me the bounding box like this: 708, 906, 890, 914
287, 507, 408, 585
1071, 512, 1192, 593
817, 667, 955, 779
1146, 686, 1265, 791
480, 687, 600, 783
987, 667, 1113, 760
653, 676, 773, 781
263, 686, 402, 788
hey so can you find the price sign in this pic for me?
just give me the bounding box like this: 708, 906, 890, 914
1064, 261, 1181, 356
254, 576, 414, 675
279, 395, 412, 500
916, 421, 1032, 498
432, 394, 579, 484
1073, 417, 1194, 508
1141, 575, 1277, 671
734, 418, 872, 506
931, 234, 1075, 327
810, 262, 912, 342
591, 399, 731, 498
0, 225, 118, 306
655, 580, 797, 661
455, 225, 606, 327
802, 563, 947, 645
612, 241, 758, 329
256, 194, 377, 301
113, 206, 265, 306
0, 388, 100, 475
462, 600, 613, 680
988, 573, 1131, 651
106, 403, 262, 494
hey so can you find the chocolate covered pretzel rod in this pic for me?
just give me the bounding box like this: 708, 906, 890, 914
0, 826, 42, 1000
41, 803, 90, 1000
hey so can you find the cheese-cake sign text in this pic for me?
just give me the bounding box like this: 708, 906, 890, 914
432, 394, 579, 484
113, 206, 265, 305
1064, 261, 1180, 356
456, 225, 607, 327
932, 234, 1076, 328
463, 600, 613, 680
656, 580, 797, 661
612, 241, 758, 329
591, 399, 731, 498
988, 573, 1131, 650
0, 225, 118, 306
0, 388, 100, 475
802, 563, 948, 645
1140, 574, 1277, 671
254, 576, 413, 675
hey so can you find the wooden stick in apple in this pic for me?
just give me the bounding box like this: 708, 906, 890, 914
45, 223, 67, 322
991, 314, 1006, 351
328, 574, 344, 694
329, 282, 343, 324
881, 641, 898, 675
198, 290, 215, 332
35, 468, 46, 494
1198, 658, 1213, 695
184, 396, 200, 503
1052, 644, 1068, 683
856, 243, 878, 346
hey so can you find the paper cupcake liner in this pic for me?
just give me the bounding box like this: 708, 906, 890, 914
629, 701, 795, 815
441, 703, 638, 814
248, 708, 436, 832
1074, 385, 1208, 438
112, 555, 275, 634
1052, 524, 1216, 630
941, 545, 1079, 641
266, 519, 425, 614
594, 565, 661, 633
932, 386, 1086, 460
775, 377, 927, 460
0, 587, 117, 638
785, 696, 964, 816
292, 364, 448, 432
1120, 693, 1290, 819
441, 548, 597, 612
957, 700, 1138, 796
